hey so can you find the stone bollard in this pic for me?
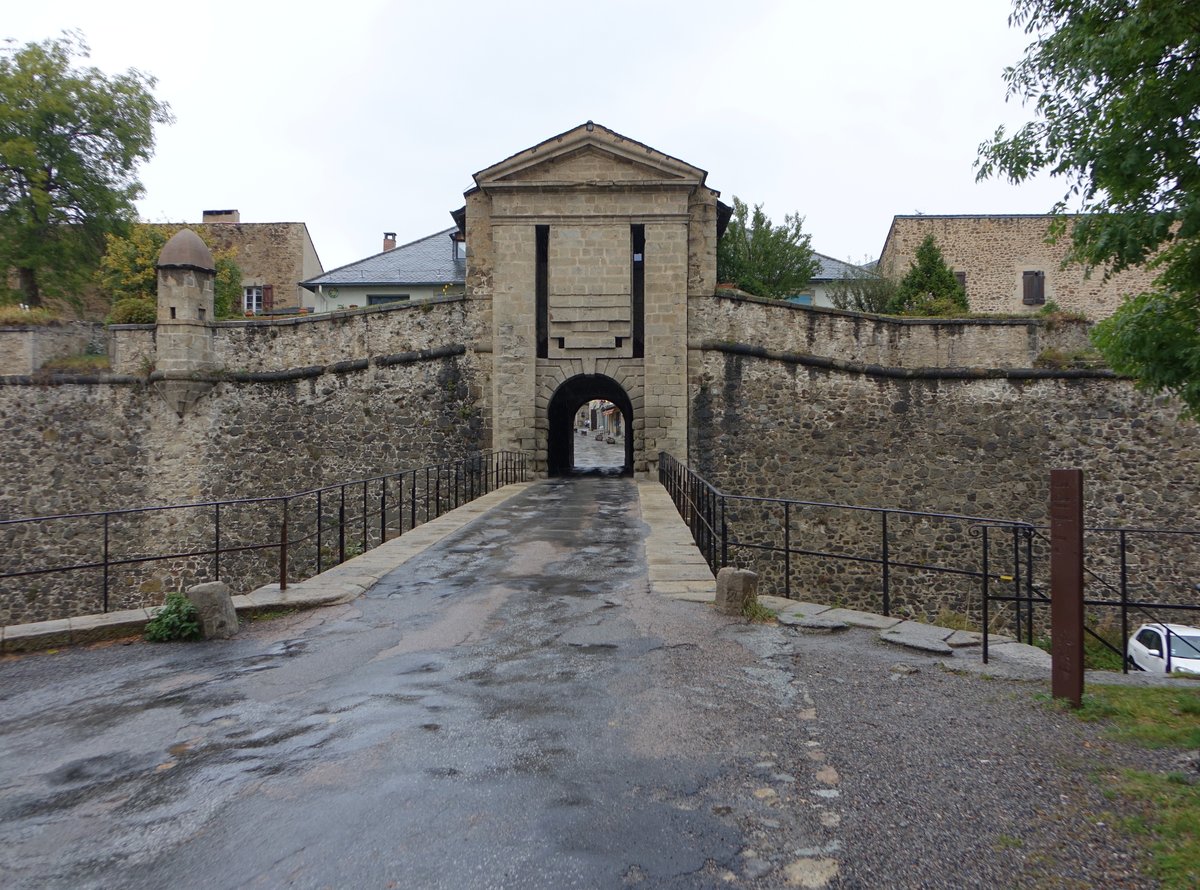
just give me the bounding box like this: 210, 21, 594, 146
715, 567, 758, 617
185, 581, 240, 639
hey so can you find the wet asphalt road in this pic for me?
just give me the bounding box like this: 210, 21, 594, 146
0, 478, 833, 889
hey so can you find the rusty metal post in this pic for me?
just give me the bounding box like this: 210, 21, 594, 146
1050, 469, 1085, 707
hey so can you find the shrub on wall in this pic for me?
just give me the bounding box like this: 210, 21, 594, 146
889, 235, 969, 316
106, 297, 156, 325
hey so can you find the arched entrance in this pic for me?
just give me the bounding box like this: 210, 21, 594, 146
546, 374, 635, 476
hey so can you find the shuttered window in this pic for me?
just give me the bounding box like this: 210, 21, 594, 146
1022, 271, 1045, 305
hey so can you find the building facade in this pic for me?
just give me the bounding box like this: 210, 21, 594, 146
463, 122, 725, 476
878, 215, 1157, 318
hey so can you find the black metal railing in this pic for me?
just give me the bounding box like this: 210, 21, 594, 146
659, 452, 1034, 626
0, 450, 530, 625
982, 524, 1200, 672
659, 453, 1199, 669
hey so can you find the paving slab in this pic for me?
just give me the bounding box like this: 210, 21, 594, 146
880, 622, 954, 655
775, 601, 833, 619
647, 565, 717, 582
663, 589, 717, 603
820, 608, 902, 630
777, 613, 849, 632
945, 630, 984, 648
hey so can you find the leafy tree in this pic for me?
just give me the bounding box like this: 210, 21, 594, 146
0, 33, 172, 308
890, 235, 969, 316
976, 0, 1200, 417
717, 197, 819, 298
827, 258, 900, 313
96, 224, 242, 318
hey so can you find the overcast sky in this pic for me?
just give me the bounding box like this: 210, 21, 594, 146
6, 0, 1065, 272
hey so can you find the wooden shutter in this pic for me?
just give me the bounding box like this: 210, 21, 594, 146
263, 284, 274, 311
1022, 271, 1045, 305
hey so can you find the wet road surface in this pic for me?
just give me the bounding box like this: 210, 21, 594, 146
0, 478, 836, 889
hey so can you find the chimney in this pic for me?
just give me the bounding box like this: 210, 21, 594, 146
202, 209, 240, 224
383, 232, 396, 251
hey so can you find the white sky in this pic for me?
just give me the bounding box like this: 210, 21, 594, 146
5, 0, 1065, 272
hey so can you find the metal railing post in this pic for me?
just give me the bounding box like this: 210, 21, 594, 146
102, 512, 110, 613
380, 478, 387, 544
1012, 526, 1023, 642
1120, 530, 1129, 673
784, 502, 792, 600
316, 489, 323, 573
214, 503, 221, 581
279, 498, 289, 591
881, 512, 889, 617
339, 486, 346, 564
981, 526, 990, 664
361, 480, 368, 554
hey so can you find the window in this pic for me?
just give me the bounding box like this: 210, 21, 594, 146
954, 271, 967, 291
243, 286, 263, 313
1022, 270, 1046, 306
367, 294, 410, 305
1137, 628, 1163, 653
787, 293, 814, 306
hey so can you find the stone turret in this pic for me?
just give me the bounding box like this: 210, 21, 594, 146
154, 229, 216, 415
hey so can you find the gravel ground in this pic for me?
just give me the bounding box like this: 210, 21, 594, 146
786, 624, 1175, 889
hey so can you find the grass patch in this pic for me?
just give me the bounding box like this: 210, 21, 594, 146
934, 608, 974, 631
1076, 686, 1200, 749
1034, 346, 1106, 369
1067, 685, 1200, 889
1033, 623, 1126, 672
743, 600, 776, 623
0, 306, 62, 326
39, 353, 110, 372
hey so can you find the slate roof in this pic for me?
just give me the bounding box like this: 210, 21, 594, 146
301, 228, 464, 290
812, 252, 876, 282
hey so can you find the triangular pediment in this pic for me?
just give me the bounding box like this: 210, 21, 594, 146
473, 122, 708, 187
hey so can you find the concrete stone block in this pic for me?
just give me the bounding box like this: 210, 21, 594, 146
715, 567, 758, 617
186, 581, 240, 639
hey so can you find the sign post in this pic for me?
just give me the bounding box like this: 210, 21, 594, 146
1049, 469, 1085, 707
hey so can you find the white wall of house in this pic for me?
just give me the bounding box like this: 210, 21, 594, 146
304, 284, 464, 312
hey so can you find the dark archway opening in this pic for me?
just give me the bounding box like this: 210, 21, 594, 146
547, 374, 635, 476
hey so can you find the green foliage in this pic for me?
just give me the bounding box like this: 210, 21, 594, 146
977, 1, 1200, 417
890, 235, 969, 316
716, 196, 819, 298
1091, 290, 1200, 417
827, 258, 900, 313
144, 592, 201, 642
0, 33, 172, 308
96, 224, 242, 319
106, 297, 156, 325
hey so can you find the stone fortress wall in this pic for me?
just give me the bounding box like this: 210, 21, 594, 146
0, 298, 489, 625
687, 296, 1200, 622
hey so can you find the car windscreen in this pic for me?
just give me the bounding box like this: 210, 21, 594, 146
1168, 635, 1200, 658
